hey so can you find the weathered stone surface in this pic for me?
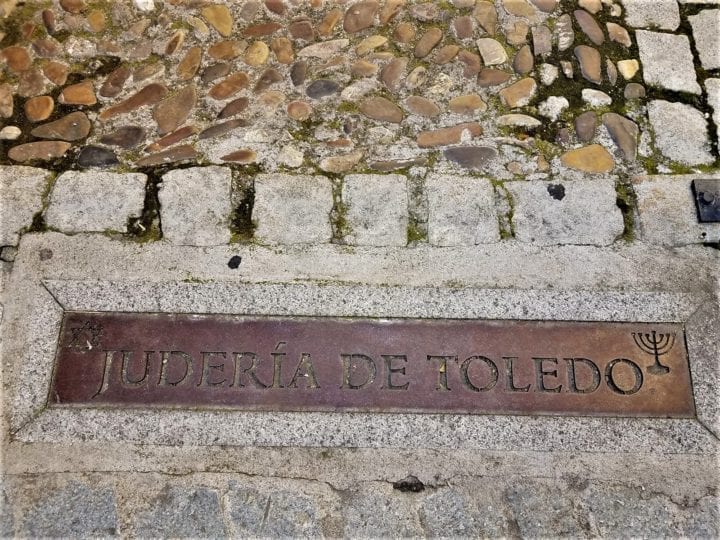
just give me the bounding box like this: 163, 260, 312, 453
202, 4, 233, 36
218, 97, 249, 119
306, 79, 340, 99
556, 13, 574, 51
99, 66, 130, 98
602, 113, 638, 160
209, 73, 249, 100
624, 83, 646, 99
453, 16, 475, 39
359, 97, 403, 123
100, 126, 145, 148
208, 40, 245, 60
344, 1, 379, 33
607, 22, 631, 47
497, 114, 542, 128
538, 96, 569, 120
31, 112, 90, 141
474, 1, 498, 35
417, 123, 483, 147
20, 483, 117, 538
287, 100, 312, 121
503, 0, 539, 20
99, 84, 168, 120
477, 69, 511, 87
0, 126, 22, 140
575, 111, 597, 142
243, 22, 282, 37
76, 146, 119, 168
1, 46, 31, 72
506, 482, 589, 537
379, 0, 405, 25
476, 38, 507, 65
0, 166, 50, 245
415, 27, 442, 58
499, 78, 537, 107
158, 167, 231, 246
582, 89, 611, 107
220, 149, 256, 163
43, 62, 69, 86
134, 487, 225, 537
621, 0, 680, 30
18, 69, 47, 97
245, 41, 269, 66
24, 96, 54, 122
135, 145, 198, 167
271, 37, 294, 64
394, 22, 416, 43
380, 57, 407, 92
153, 84, 196, 134
8, 141, 72, 163
145, 126, 198, 151
404, 96, 441, 117
289, 19, 314, 41
298, 39, 349, 60
319, 150, 363, 173
427, 174, 499, 246
45, 171, 146, 233
532, 25, 552, 56
561, 144, 614, 172
198, 119, 247, 140
254, 174, 333, 245
457, 50, 482, 77
506, 179, 623, 246
636, 31, 701, 94
513, 45, 534, 74
647, 100, 714, 165
449, 95, 487, 114
433, 45, 460, 64
444, 146, 498, 170
574, 9, 604, 45
574, 45, 602, 84
343, 174, 408, 247
706, 78, 720, 142
689, 10, 720, 70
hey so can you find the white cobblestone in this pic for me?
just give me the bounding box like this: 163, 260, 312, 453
158, 166, 231, 246
636, 31, 701, 95
689, 10, 720, 71
620, 0, 680, 30
343, 174, 408, 247
647, 100, 714, 166
0, 166, 50, 246
253, 174, 334, 245
45, 171, 146, 234
505, 179, 624, 246
426, 174, 499, 246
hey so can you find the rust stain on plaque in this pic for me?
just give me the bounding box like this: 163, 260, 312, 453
49, 312, 695, 417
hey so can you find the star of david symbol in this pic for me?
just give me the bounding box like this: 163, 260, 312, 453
66, 320, 104, 352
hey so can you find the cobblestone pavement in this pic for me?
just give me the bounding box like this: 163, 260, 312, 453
1, 0, 719, 537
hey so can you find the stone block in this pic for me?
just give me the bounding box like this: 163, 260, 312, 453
647, 100, 714, 166
253, 174, 334, 244
621, 0, 680, 30
636, 31, 701, 95
705, 78, 720, 142
343, 490, 423, 536
426, 174, 499, 246
420, 489, 484, 537
689, 10, 720, 70
0, 166, 50, 245
633, 175, 720, 246
343, 174, 408, 246
21, 482, 117, 537
44, 171, 146, 234
506, 480, 587, 537
505, 179, 624, 246
133, 486, 225, 537
158, 166, 231, 246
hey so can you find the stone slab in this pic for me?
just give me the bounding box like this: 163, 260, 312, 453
706, 78, 720, 142
689, 9, 720, 70
636, 31, 701, 95
0, 166, 50, 246
621, 0, 680, 30
647, 100, 714, 166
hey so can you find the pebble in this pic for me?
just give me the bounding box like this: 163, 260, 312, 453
271, 37, 294, 64
503, 0, 539, 20
165, 30, 185, 56
394, 22, 416, 43
100, 66, 131, 98
133, 63, 164, 83
202, 4, 233, 36
42, 9, 56, 33
532, 25, 552, 56
560, 60, 574, 79
25, 96, 54, 122
18, 69, 47, 97
575, 111, 597, 142
417, 122, 482, 147
145, 126, 197, 151
474, 2, 497, 35
209, 40, 246, 60
415, 27, 443, 58
289, 19, 314, 41
411, 2, 441, 21
602, 113, 638, 160
359, 96, 403, 123
221, 149, 257, 163
505, 21, 529, 45
278, 145, 304, 168
560, 144, 614, 173
369, 158, 426, 172
538, 96, 569, 120
318, 8, 342, 36
606, 59, 618, 85
43, 62, 68, 85
218, 97, 249, 118
265, 0, 286, 15
513, 45, 534, 74
287, 100, 312, 120
100, 84, 168, 120
540, 63, 559, 85
32, 38, 62, 57
153, 84, 196, 134
60, 0, 85, 14
380, 57, 407, 92
497, 114, 542, 128
320, 150, 363, 173
306, 79, 340, 99
245, 41, 269, 66
0, 126, 22, 140
476, 38, 508, 65
444, 146, 498, 170
356, 35, 387, 56
454, 16, 475, 40
574, 45, 602, 83
135, 145, 198, 167
457, 50, 482, 77
578, 0, 601, 14
433, 45, 460, 64
0, 83, 11, 118
134, 0, 154, 11
298, 39, 349, 59
202, 63, 231, 83
477, 69, 511, 87
617, 59, 639, 80
556, 14, 574, 52
290, 61, 308, 85
77, 146, 119, 168
8, 141, 72, 162
499, 77, 537, 107
254, 68, 283, 93
31, 111, 90, 140
582, 89, 612, 107
404, 95, 441, 117
380, 0, 405, 24
198, 119, 248, 140
624, 83, 645, 99
209, 73, 249, 100
59, 80, 96, 106
449, 94, 487, 114
243, 22, 282, 37
100, 126, 146, 148
343, 1, 379, 33
531, 0, 558, 12
173, 48, 201, 82
239, 0, 259, 20
351, 59, 378, 77
607, 23, 631, 47
574, 9, 604, 45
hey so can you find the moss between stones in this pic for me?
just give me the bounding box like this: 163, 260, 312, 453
615, 178, 637, 242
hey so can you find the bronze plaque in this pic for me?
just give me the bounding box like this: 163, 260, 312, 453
49, 312, 695, 417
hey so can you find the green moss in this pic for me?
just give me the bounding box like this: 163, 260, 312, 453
407, 221, 426, 244
330, 177, 352, 243
337, 101, 359, 113
615, 179, 637, 243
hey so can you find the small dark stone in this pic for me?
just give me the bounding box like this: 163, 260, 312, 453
692, 179, 720, 223
254, 68, 283, 93
575, 111, 596, 143
218, 97, 249, 119
100, 126, 146, 148
201, 63, 231, 84
443, 146, 498, 170
547, 183, 566, 200
393, 476, 425, 493
228, 255, 242, 269
39, 248, 53, 261
77, 146, 119, 168
290, 60, 307, 86
198, 119, 249, 140
624, 83, 646, 100
306, 79, 339, 99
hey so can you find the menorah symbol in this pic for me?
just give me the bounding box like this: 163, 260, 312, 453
632, 330, 675, 375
